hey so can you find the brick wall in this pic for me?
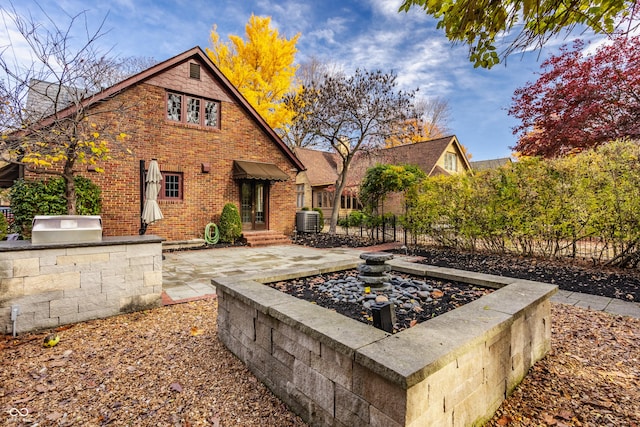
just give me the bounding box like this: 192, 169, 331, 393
24, 58, 299, 242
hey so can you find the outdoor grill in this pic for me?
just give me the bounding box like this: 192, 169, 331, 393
31, 215, 102, 244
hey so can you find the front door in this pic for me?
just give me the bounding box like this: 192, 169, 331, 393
240, 181, 267, 231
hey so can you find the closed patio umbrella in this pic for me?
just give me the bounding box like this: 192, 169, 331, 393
140, 159, 163, 234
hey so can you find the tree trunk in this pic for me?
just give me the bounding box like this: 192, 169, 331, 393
64, 157, 77, 214
65, 174, 77, 215
328, 156, 352, 235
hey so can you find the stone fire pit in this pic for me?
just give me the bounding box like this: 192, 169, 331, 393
213, 257, 556, 426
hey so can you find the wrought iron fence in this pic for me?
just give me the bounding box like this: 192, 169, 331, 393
335, 214, 636, 266
0, 206, 13, 225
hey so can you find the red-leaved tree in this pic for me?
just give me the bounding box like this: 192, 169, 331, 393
509, 35, 640, 158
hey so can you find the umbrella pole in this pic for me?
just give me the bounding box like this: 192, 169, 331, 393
139, 160, 147, 235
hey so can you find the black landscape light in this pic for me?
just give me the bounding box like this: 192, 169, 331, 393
371, 301, 396, 333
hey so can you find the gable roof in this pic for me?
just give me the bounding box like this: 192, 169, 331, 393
470, 157, 513, 171
294, 148, 339, 186
378, 135, 471, 175
296, 135, 472, 189
32, 46, 304, 171
346, 135, 471, 186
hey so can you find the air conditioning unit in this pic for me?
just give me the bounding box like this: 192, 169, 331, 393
296, 211, 320, 233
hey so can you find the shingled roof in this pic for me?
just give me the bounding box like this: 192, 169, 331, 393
294, 148, 339, 186
346, 135, 470, 186
296, 135, 471, 190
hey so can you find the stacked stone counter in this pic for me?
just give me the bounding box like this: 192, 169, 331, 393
214, 257, 557, 426
0, 235, 163, 334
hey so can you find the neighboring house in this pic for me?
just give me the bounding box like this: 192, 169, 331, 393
295, 135, 471, 217
470, 157, 513, 171
293, 148, 339, 214
0, 162, 21, 189
8, 47, 304, 242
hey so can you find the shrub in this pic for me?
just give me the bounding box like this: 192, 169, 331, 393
9, 177, 101, 237
338, 210, 367, 227
0, 211, 7, 240
312, 207, 324, 231
219, 203, 242, 243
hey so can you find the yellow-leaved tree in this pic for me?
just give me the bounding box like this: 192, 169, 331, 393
385, 97, 451, 148
207, 15, 300, 133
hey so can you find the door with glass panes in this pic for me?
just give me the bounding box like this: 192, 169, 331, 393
240, 181, 267, 230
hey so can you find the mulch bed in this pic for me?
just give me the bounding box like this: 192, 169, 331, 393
403, 246, 640, 302
293, 232, 640, 303
1, 300, 637, 426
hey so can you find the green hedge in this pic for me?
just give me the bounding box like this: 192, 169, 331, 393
0, 210, 7, 240
404, 139, 640, 264
9, 177, 101, 237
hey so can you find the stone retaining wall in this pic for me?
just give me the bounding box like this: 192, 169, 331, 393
0, 236, 163, 335
214, 259, 557, 426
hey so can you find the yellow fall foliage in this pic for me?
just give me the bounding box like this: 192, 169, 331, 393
206, 15, 300, 132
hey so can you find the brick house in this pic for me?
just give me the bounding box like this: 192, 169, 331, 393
295, 135, 471, 217
14, 47, 305, 243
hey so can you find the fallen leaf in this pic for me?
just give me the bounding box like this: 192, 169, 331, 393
558, 409, 574, 420
170, 382, 183, 393
542, 412, 557, 425
190, 327, 204, 336
496, 414, 512, 425
431, 290, 444, 298
35, 384, 48, 393
409, 319, 418, 327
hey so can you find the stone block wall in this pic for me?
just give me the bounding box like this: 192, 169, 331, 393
214, 260, 556, 427
0, 236, 162, 335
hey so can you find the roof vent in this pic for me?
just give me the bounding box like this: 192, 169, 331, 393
189, 63, 201, 80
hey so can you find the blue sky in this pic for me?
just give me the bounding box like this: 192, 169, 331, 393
0, 0, 607, 160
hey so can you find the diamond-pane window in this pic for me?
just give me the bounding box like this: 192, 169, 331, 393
187, 98, 200, 124
167, 93, 182, 121
167, 91, 219, 129
205, 101, 218, 128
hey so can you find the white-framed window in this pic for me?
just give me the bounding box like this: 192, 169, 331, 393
296, 184, 305, 209
444, 152, 458, 172
315, 191, 333, 208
